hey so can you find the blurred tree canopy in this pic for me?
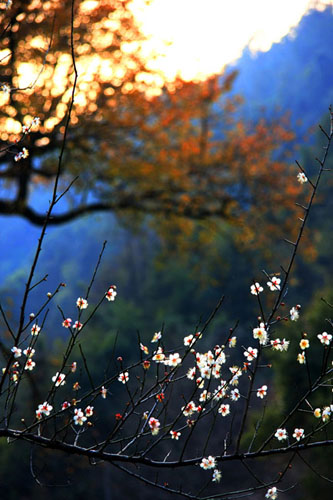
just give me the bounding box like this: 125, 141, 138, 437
0, 0, 302, 251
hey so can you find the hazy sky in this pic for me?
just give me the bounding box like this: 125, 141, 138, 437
130, 0, 333, 80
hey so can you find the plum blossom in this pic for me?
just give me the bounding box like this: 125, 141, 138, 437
267, 276, 281, 291
322, 406, 331, 422
265, 487, 278, 499
52, 372, 66, 386
243, 347, 258, 361
61, 401, 71, 410
313, 408, 321, 418
317, 332, 332, 345
25, 359, 36, 371
187, 367, 196, 380
140, 343, 149, 355
212, 469, 222, 483
218, 404, 230, 417
200, 456, 216, 470
167, 352, 181, 367
106, 286, 117, 301
290, 306, 299, 321
14, 147, 29, 162
23, 347, 35, 358
76, 297, 88, 310
36, 401, 53, 419
148, 417, 160, 435
100, 386, 107, 399
297, 352, 306, 364
253, 323, 268, 345
299, 339, 309, 350
184, 334, 194, 347
270, 338, 289, 351
228, 336, 237, 347
250, 282, 263, 295
11, 346, 22, 358
152, 347, 165, 363
85, 406, 94, 417
118, 371, 129, 384
73, 321, 83, 330
275, 428, 288, 441
230, 388, 240, 401
74, 408, 87, 426
31, 324, 41, 336
170, 430, 181, 440
62, 318, 72, 328
151, 331, 162, 343
182, 401, 197, 416
256, 385, 267, 399
293, 428, 304, 441
297, 172, 308, 184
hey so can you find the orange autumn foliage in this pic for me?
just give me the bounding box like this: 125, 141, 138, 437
0, 0, 306, 258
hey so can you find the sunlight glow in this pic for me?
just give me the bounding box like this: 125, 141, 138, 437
130, 0, 333, 81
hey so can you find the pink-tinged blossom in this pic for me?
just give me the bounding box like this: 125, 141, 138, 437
85, 406, 94, 417
182, 401, 196, 416
25, 359, 36, 371
151, 331, 162, 343
267, 276, 281, 291
11, 346, 22, 358
61, 401, 71, 411
250, 282, 263, 295
23, 347, 35, 358
243, 347, 258, 361
52, 372, 66, 387
297, 172, 308, 184
62, 318, 72, 328
31, 324, 41, 336
71, 362, 77, 373
170, 430, 181, 440
100, 386, 107, 399
76, 297, 88, 310
106, 286, 117, 301
200, 456, 216, 470
253, 323, 268, 345
36, 401, 53, 419
297, 352, 306, 364
118, 371, 129, 384
317, 332, 332, 345
218, 404, 230, 417
293, 428, 304, 441
275, 428, 288, 441
256, 385, 268, 399
299, 339, 309, 350
148, 417, 160, 435
265, 487, 278, 499
73, 321, 83, 330
74, 408, 87, 426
